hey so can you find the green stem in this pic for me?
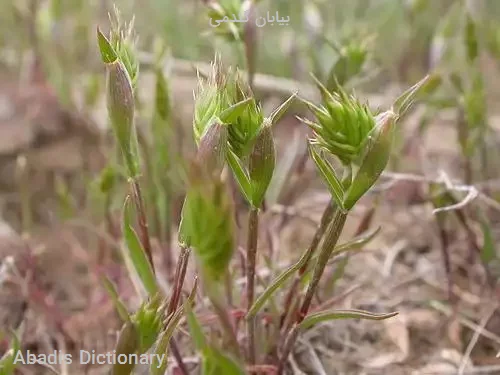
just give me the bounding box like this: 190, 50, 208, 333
246, 206, 259, 364
298, 209, 348, 319
208, 285, 242, 360
131, 179, 155, 274
165, 245, 191, 375
277, 209, 348, 374
279, 200, 336, 332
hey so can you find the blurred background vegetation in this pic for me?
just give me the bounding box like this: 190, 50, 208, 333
0, 0, 499, 98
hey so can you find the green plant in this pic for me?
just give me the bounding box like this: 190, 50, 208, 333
93, 5, 435, 372
0, 327, 22, 375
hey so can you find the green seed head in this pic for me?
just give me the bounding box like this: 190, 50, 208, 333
131, 297, 164, 353
193, 56, 230, 144
226, 71, 264, 158
108, 6, 139, 88
326, 37, 371, 91
204, 0, 246, 41
302, 77, 376, 165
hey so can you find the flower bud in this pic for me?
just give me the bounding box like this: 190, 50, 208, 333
343, 110, 397, 210
196, 122, 228, 176
106, 58, 139, 178
249, 121, 275, 208
179, 163, 235, 282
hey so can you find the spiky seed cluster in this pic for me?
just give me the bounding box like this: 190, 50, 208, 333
226, 71, 264, 158
132, 294, 165, 353
193, 56, 229, 144
193, 59, 263, 158
108, 5, 139, 88
204, 0, 246, 41
327, 41, 368, 90
302, 80, 375, 165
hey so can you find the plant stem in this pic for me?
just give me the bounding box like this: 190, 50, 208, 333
165, 244, 191, 375
131, 179, 155, 273
277, 325, 299, 374
298, 210, 348, 320
169, 339, 190, 375
277, 209, 348, 373
246, 206, 259, 365
208, 286, 243, 360
280, 200, 335, 330
167, 245, 191, 315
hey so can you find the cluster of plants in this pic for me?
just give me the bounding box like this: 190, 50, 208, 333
2, 0, 500, 374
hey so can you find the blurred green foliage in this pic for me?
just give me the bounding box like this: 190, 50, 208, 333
1, 0, 499, 86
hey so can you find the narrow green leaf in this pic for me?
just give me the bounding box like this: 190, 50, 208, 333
122, 196, 158, 296
308, 142, 345, 210
0, 329, 22, 375
305, 227, 380, 278
151, 307, 186, 373
97, 27, 118, 63
151, 280, 198, 374
102, 276, 131, 322
393, 75, 431, 117
226, 149, 253, 203
219, 97, 253, 124
299, 309, 398, 330
268, 92, 298, 126
343, 111, 396, 210
186, 301, 208, 351
247, 250, 310, 319
111, 321, 139, 375
330, 226, 381, 256
202, 347, 246, 375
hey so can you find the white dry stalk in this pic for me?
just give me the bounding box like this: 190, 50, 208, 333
432, 170, 479, 214
458, 304, 499, 375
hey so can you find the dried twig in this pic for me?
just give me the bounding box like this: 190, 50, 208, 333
458, 304, 499, 375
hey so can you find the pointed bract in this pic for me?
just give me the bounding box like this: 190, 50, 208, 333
343, 110, 397, 210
